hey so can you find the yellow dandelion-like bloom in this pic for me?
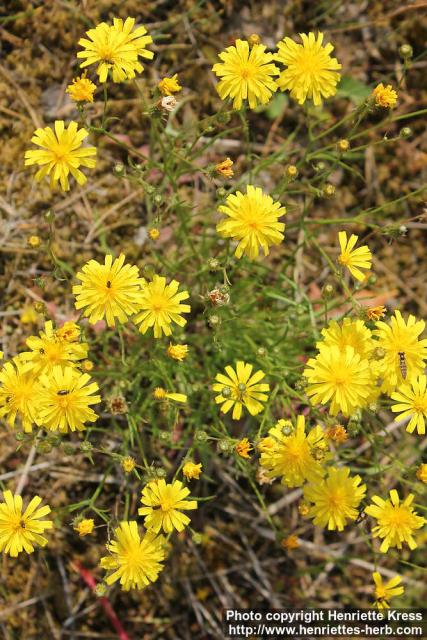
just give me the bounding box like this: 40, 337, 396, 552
74, 518, 95, 537
138, 479, 197, 534
416, 464, 427, 483
281, 534, 299, 551
27, 235, 41, 248
213, 361, 269, 420
38, 366, 101, 432
217, 185, 286, 260
215, 158, 234, 178
372, 572, 404, 609
373, 83, 398, 108
158, 74, 182, 96
121, 456, 136, 473
73, 254, 145, 327
275, 32, 341, 106
391, 375, 427, 435
24, 120, 97, 192
259, 416, 328, 488
325, 424, 348, 443
167, 343, 189, 362
303, 467, 366, 531
337, 231, 372, 282
21, 321, 88, 375
100, 521, 165, 591
56, 321, 81, 343
0, 358, 41, 432
0, 491, 53, 557
319, 317, 375, 361
365, 490, 425, 553
366, 305, 387, 321
183, 462, 202, 480
153, 386, 187, 403
303, 344, 372, 416
212, 39, 279, 110
374, 310, 427, 392
235, 438, 252, 458
149, 228, 160, 240
66, 74, 96, 103
77, 17, 154, 83
133, 275, 190, 339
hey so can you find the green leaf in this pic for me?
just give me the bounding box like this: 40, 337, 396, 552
337, 76, 371, 103
257, 92, 288, 119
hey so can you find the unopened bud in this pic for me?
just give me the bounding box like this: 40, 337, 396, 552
195, 430, 208, 442
208, 314, 220, 328
285, 164, 298, 180
399, 44, 413, 59
400, 127, 412, 138
114, 163, 125, 175
337, 139, 350, 153
207, 258, 220, 271
248, 34, 261, 47
322, 184, 336, 198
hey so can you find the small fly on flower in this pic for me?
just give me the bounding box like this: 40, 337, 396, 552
398, 352, 407, 379
57, 390, 70, 396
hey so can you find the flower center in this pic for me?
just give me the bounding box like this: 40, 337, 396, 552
150, 295, 168, 312
239, 64, 255, 80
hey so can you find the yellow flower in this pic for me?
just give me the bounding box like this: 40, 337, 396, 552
416, 464, 427, 483
66, 74, 96, 103
38, 366, 101, 432
0, 490, 53, 557
24, 121, 97, 191
77, 17, 154, 83
133, 275, 191, 338
325, 424, 348, 443
303, 344, 372, 416
281, 534, 299, 551
73, 254, 145, 327
55, 321, 81, 343
365, 490, 425, 553
372, 572, 404, 609
0, 358, 41, 432
183, 462, 202, 480
275, 32, 341, 105
27, 235, 41, 248
391, 375, 427, 435
21, 321, 88, 375
100, 521, 165, 590
337, 231, 372, 282
215, 158, 234, 178
212, 39, 279, 110
373, 83, 398, 108
74, 518, 95, 537
319, 317, 375, 361
213, 361, 269, 420
149, 228, 160, 240
81, 360, 94, 372
138, 479, 197, 533
20, 305, 38, 324
121, 456, 136, 473
158, 74, 182, 96
217, 185, 286, 260
304, 467, 366, 531
235, 438, 252, 458
167, 343, 189, 362
259, 416, 328, 488
153, 387, 187, 403
366, 305, 387, 321
374, 310, 427, 392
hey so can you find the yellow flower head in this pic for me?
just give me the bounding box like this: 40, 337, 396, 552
372, 572, 404, 609
21, 321, 88, 375
100, 521, 165, 590
74, 518, 95, 537
275, 32, 341, 105
0, 490, 53, 557
325, 424, 348, 443
20, 305, 38, 324
133, 275, 190, 339
391, 375, 427, 435
303, 344, 372, 416
158, 74, 182, 96
304, 466, 366, 531
56, 321, 81, 343
66, 74, 96, 103
373, 83, 398, 108
38, 366, 101, 432
366, 305, 387, 321
374, 310, 427, 392
138, 479, 197, 533
215, 158, 234, 178
416, 464, 427, 483
212, 39, 279, 110
73, 254, 145, 327
153, 386, 187, 403
149, 228, 160, 240
281, 534, 299, 551
0, 358, 42, 432
81, 360, 94, 372
77, 17, 154, 83
213, 361, 269, 421
319, 317, 375, 361
259, 415, 329, 488
27, 235, 41, 248
183, 462, 202, 480
365, 490, 425, 553
337, 231, 372, 282
121, 456, 136, 473
167, 343, 189, 362
235, 438, 252, 458
217, 185, 286, 260
24, 121, 97, 192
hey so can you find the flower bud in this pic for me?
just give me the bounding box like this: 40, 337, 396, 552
208, 314, 220, 328
322, 283, 335, 299
221, 386, 232, 398
195, 430, 208, 442
400, 127, 412, 138
80, 441, 93, 453
114, 163, 125, 176
95, 583, 107, 597
248, 34, 261, 47
399, 44, 413, 59
218, 439, 232, 453
207, 258, 220, 271
285, 164, 298, 180
216, 187, 227, 199
44, 210, 55, 223
257, 347, 266, 357
322, 184, 336, 198
27, 235, 41, 248
37, 441, 52, 454
337, 139, 350, 153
